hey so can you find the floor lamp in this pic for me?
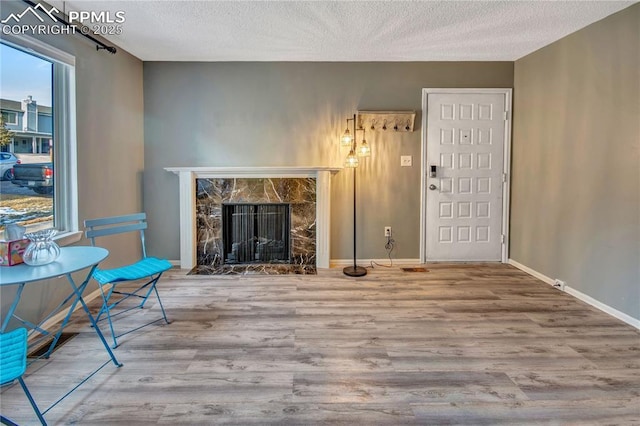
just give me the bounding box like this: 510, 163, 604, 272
341, 114, 370, 277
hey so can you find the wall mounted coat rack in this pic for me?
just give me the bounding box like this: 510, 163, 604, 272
357, 111, 416, 132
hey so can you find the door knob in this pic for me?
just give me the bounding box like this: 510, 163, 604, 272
429, 184, 437, 190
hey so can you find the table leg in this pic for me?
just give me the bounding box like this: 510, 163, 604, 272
1, 283, 25, 332
41, 285, 83, 359
64, 268, 122, 367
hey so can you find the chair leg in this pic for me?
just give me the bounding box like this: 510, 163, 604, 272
138, 275, 160, 309
94, 284, 116, 323
153, 285, 170, 325
92, 275, 170, 348
98, 284, 119, 348
1, 415, 19, 426
139, 275, 170, 324
18, 378, 47, 426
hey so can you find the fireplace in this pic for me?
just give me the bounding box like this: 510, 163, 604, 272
164, 166, 340, 273
223, 203, 291, 264
193, 177, 318, 275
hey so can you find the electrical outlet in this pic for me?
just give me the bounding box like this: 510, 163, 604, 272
553, 279, 566, 291
384, 226, 392, 237
401, 156, 412, 167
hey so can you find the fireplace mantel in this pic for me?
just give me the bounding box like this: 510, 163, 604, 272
165, 166, 341, 270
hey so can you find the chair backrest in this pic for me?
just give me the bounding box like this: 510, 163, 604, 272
0, 328, 28, 385
84, 213, 149, 258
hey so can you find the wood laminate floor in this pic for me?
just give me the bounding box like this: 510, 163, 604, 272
1, 264, 639, 425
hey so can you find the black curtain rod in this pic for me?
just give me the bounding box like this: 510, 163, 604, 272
22, 0, 117, 54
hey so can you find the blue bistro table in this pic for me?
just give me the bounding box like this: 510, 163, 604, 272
0, 246, 122, 414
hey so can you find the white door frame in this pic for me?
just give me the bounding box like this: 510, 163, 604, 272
420, 88, 513, 263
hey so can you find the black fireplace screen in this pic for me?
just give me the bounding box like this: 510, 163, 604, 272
222, 203, 291, 264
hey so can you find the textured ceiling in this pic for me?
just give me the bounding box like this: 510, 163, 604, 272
52, 1, 635, 61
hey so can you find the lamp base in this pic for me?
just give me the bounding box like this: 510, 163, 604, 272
343, 265, 367, 277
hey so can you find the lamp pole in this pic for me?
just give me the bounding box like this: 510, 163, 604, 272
343, 114, 367, 277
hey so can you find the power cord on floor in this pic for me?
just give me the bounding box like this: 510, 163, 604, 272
370, 235, 395, 269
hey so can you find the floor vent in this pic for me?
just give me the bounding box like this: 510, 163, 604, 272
401, 267, 429, 272
28, 332, 78, 358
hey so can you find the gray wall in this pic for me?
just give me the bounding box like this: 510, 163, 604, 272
1, 1, 144, 324
511, 4, 640, 320
143, 62, 513, 261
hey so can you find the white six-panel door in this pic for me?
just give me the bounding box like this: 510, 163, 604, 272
423, 90, 511, 262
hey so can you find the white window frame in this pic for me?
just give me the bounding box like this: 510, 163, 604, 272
2, 111, 18, 125
1, 35, 80, 245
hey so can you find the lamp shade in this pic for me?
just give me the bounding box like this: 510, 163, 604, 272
341, 128, 352, 146
357, 139, 371, 157
344, 149, 359, 167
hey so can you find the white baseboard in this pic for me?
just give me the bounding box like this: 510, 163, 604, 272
562, 286, 640, 330
329, 258, 421, 268
507, 259, 555, 285
168, 259, 181, 267
508, 258, 639, 330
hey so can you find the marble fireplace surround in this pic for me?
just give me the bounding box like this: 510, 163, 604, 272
165, 167, 340, 271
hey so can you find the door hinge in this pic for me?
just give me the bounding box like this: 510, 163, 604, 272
502, 173, 507, 183
501, 234, 505, 244
503, 111, 508, 121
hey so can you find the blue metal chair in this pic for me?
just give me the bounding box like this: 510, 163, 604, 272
0, 328, 47, 425
84, 213, 172, 348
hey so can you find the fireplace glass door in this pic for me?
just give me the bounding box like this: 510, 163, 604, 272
222, 204, 291, 264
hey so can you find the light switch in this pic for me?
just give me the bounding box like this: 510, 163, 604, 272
401, 155, 412, 167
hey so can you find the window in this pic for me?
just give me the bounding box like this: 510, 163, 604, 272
0, 36, 77, 240
1, 111, 17, 125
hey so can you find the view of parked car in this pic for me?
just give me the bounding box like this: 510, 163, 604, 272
0, 152, 20, 180
11, 162, 53, 195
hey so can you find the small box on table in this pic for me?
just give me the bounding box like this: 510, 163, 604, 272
0, 238, 29, 266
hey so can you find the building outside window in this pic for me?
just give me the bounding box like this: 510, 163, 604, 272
0, 96, 53, 155
1, 110, 18, 125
